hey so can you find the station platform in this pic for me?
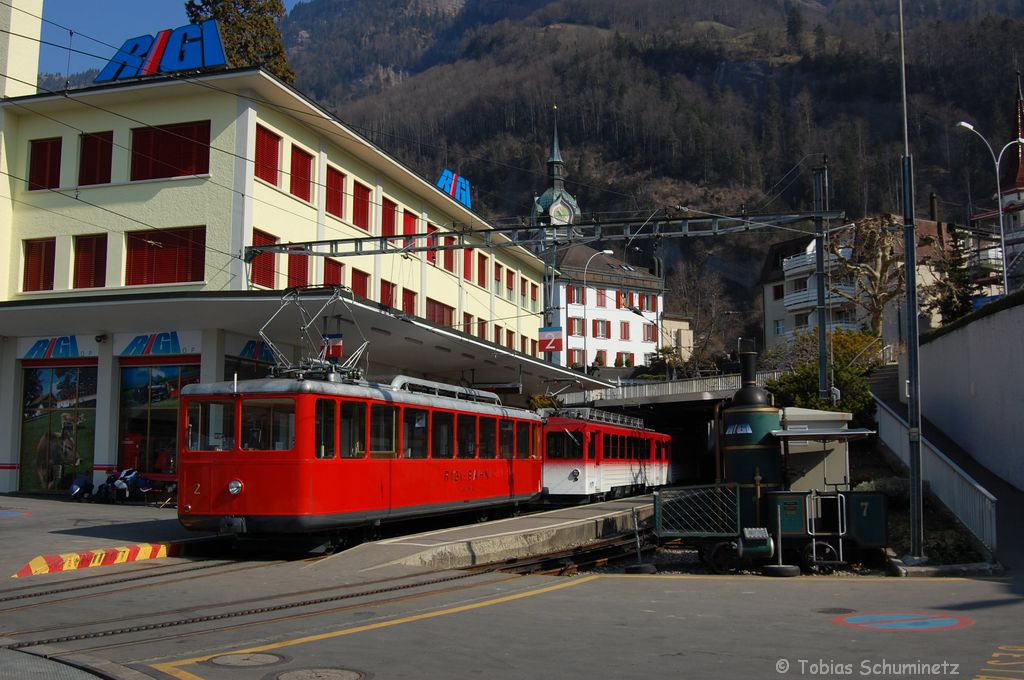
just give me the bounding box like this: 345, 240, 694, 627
0, 493, 653, 580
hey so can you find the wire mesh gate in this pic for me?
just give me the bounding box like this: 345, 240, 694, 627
654, 484, 740, 538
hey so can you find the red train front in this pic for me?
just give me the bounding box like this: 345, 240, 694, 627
177, 375, 543, 539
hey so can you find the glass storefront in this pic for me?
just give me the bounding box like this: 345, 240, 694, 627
118, 362, 200, 475
20, 364, 98, 492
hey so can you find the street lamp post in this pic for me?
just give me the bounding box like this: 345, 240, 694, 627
582, 249, 613, 369
955, 121, 1024, 294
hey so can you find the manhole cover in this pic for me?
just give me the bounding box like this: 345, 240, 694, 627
278, 670, 364, 680
210, 653, 283, 667
818, 607, 856, 614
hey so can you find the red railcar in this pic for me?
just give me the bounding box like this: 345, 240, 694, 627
177, 375, 543, 539
542, 408, 672, 501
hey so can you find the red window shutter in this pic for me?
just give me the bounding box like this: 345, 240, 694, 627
426, 225, 439, 264
402, 289, 416, 314
352, 269, 369, 297
381, 198, 397, 237
78, 132, 112, 186
506, 270, 514, 290
23, 238, 55, 291
521, 277, 527, 296
289, 146, 313, 201
403, 211, 418, 235
494, 263, 501, 281
477, 254, 487, 287
326, 166, 345, 218
353, 183, 371, 230
592, 319, 598, 337
73, 234, 107, 289
531, 283, 538, 300
125, 226, 205, 285
28, 138, 61, 190
652, 295, 658, 312
287, 251, 308, 288
131, 121, 209, 181
506, 330, 514, 348
251, 229, 277, 288
380, 280, 395, 307
324, 259, 343, 286
444, 237, 455, 271
463, 248, 473, 281
255, 125, 280, 184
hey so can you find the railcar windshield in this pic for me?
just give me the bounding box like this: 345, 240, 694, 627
546, 429, 583, 459
241, 398, 296, 451
185, 399, 235, 451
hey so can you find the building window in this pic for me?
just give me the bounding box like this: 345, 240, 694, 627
324, 259, 344, 286
403, 211, 418, 247
506, 329, 514, 349
568, 317, 584, 336
353, 182, 371, 231
130, 120, 210, 181
325, 166, 345, 219
531, 339, 537, 356
596, 349, 607, 366
505, 270, 514, 301
620, 321, 631, 341
444, 237, 455, 272
521, 336, 528, 354
568, 349, 584, 367
615, 352, 635, 368
592, 319, 610, 339
426, 225, 439, 264
493, 263, 502, 294
426, 298, 454, 326
119, 362, 200, 474
795, 312, 810, 328
380, 279, 396, 308
531, 283, 539, 311
289, 145, 313, 201
402, 289, 416, 315
463, 248, 474, 281
773, 319, 785, 336
287, 250, 308, 288
28, 137, 61, 190
381, 197, 397, 237
494, 323, 502, 343
74, 234, 107, 289
773, 283, 785, 300
596, 288, 607, 308
125, 226, 205, 285
251, 229, 278, 288
792, 277, 808, 292
643, 323, 657, 342
351, 268, 370, 298
255, 125, 280, 185
567, 285, 583, 305
23, 238, 55, 291
477, 319, 487, 339
78, 131, 113, 186
463, 312, 474, 334
477, 253, 488, 288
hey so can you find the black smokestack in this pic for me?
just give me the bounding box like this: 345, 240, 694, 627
732, 351, 769, 406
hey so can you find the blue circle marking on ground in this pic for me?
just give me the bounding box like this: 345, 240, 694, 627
0, 510, 30, 518
833, 612, 974, 631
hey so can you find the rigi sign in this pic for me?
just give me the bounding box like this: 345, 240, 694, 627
95, 20, 227, 83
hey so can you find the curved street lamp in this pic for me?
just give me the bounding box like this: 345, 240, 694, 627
955, 120, 1024, 293
582, 249, 613, 369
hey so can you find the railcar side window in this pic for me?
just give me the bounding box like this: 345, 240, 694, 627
432, 411, 454, 459
498, 420, 514, 459
602, 433, 610, 459
185, 399, 235, 451
403, 408, 428, 458
478, 417, 497, 459
370, 404, 397, 458
588, 433, 596, 460
340, 401, 367, 458
533, 423, 542, 459
315, 399, 336, 459
457, 414, 476, 459
241, 398, 295, 450
515, 421, 530, 459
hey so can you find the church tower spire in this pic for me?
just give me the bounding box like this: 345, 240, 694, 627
548, 105, 565, 192
1010, 71, 1024, 191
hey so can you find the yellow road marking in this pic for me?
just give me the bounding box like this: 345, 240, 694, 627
151, 575, 600, 680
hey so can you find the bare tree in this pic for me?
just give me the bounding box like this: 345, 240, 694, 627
827, 213, 905, 337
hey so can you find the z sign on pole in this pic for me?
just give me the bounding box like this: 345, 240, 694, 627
538, 326, 563, 353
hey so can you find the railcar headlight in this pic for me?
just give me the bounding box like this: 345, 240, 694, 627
227, 479, 244, 495
570, 468, 580, 482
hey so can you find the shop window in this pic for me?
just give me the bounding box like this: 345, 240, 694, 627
315, 399, 336, 459
185, 399, 235, 451
130, 120, 210, 181
125, 226, 205, 285
28, 137, 61, 190
73, 234, 107, 289
352, 182, 371, 231
78, 131, 113, 186
340, 401, 366, 458
20, 364, 98, 492
240, 398, 295, 450
326, 166, 345, 218
402, 407, 428, 458
251, 229, 278, 288
289, 145, 313, 201
23, 238, 55, 292
118, 363, 199, 474
255, 125, 280, 185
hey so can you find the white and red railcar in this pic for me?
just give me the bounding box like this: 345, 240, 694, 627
542, 408, 672, 501
177, 375, 543, 538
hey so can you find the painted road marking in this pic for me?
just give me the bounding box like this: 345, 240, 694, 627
833, 611, 975, 631
0, 510, 31, 518
11, 542, 174, 578
151, 575, 601, 680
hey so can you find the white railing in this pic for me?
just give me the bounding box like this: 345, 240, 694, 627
560, 371, 786, 406
874, 398, 998, 554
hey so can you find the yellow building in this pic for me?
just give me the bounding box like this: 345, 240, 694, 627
0, 5, 591, 493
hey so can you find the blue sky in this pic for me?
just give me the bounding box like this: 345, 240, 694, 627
39, 1, 301, 75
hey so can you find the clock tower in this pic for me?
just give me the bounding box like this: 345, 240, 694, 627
533, 106, 580, 232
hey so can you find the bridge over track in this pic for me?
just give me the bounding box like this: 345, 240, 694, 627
560, 371, 786, 408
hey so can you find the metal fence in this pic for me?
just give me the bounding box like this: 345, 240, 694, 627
874, 398, 998, 554
561, 370, 786, 406
654, 484, 739, 538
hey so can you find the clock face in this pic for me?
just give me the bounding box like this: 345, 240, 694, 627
550, 202, 571, 225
